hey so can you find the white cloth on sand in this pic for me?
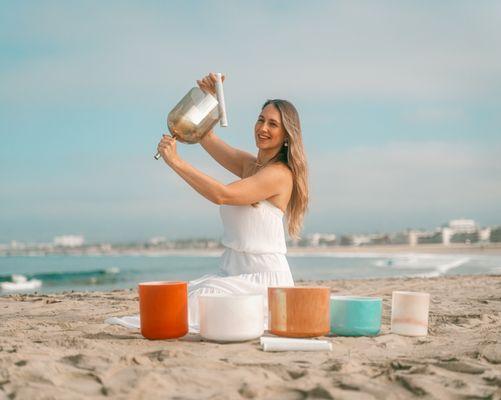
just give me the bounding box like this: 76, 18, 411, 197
106, 200, 294, 332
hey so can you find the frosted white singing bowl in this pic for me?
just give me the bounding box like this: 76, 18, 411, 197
391, 291, 430, 336
199, 293, 264, 342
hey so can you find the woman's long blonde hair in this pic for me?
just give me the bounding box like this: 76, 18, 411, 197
247, 99, 309, 239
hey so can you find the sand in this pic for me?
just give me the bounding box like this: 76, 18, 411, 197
287, 244, 501, 255
1, 275, 500, 399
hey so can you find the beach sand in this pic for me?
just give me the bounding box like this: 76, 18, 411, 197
287, 243, 501, 255
1, 275, 500, 399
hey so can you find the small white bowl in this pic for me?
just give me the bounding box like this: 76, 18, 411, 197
391, 291, 430, 337
199, 293, 264, 342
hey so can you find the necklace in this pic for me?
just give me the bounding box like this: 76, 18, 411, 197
256, 149, 281, 168
255, 156, 272, 168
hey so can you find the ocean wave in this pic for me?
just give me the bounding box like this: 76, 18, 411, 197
288, 251, 471, 260
0, 267, 121, 290
490, 266, 501, 274
0, 274, 42, 292
420, 258, 470, 277
143, 251, 222, 257
288, 252, 388, 258
372, 255, 470, 277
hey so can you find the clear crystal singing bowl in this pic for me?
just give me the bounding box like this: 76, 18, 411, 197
154, 73, 227, 159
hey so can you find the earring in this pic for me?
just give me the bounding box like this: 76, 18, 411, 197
284, 141, 288, 147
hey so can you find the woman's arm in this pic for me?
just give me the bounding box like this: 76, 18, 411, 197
169, 157, 289, 205
196, 73, 255, 177
200, 130, 256, 178
158, 134, 288, 205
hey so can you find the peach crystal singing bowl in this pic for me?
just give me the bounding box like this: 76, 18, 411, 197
138, 281, 188, 340
268, 286, 331, 337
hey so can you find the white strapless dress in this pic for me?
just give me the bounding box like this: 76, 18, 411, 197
105, 200, 294, 332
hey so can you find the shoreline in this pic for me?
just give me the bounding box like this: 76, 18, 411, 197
2, 243, 501, 257
289, 243, 501, 255
1, 274, 500, 399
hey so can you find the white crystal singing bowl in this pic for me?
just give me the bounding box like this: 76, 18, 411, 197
199, 293, 264, 342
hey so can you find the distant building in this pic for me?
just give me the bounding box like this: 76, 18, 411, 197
448, 219, 477, 233
53, 235, 85, 247
310, 233, 321, 247
408, 231, 419, 246
389, 232, 410, 245
447, 219, 480, 244
442, 227, 453, 246
206, 240, 220, 249
479, 227, 491, 242
351, 235, 371, 246
309, 233, 336, 247
148, 236, 167, 245
9, 240, 26, 249
408, 229, 442, 245
406, 219, 483, 246
99, 243, 113, 252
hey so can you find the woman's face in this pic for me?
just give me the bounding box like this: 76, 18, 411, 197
254, 103, 286, 151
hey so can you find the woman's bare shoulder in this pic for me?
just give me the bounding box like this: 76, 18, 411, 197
271, 161, 292, 174
261, 162, 293, 182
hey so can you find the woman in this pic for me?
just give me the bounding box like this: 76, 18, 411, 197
156, 73, 309, 330
107, 73, 308, 332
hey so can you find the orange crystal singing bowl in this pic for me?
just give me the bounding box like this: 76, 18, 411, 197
138, 281, 188, 340
268, 286, 331, 337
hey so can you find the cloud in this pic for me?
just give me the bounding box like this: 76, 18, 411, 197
2, 138, 500, 241
0, 148, 239, 241
307, 141, 501, 233
1, 2, 501, 242
403, 107, 466, 123
1, 2, 501, 107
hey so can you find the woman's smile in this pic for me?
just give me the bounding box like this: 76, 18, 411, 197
257, 133, 271, 141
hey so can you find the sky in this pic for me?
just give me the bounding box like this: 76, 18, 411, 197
1, 1, 500, 243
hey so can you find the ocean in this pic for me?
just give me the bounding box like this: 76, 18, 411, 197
1, 251, 500, 295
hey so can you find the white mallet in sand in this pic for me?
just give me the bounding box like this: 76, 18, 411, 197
260, 336, 332, 352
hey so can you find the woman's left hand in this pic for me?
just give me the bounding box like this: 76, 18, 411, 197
157, 134, 180, 166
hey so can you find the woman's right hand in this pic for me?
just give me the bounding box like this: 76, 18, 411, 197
197, 72, 225, 95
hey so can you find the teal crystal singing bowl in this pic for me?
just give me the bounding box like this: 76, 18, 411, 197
330, 296, 382, 336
